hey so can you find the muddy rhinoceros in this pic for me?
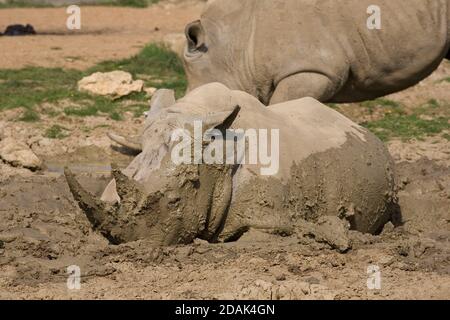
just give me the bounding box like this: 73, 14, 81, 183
183, 0, 450, 105
65, 83, 397, 245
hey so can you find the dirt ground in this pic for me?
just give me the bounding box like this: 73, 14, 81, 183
0, 3, 449, 300
0, 2, 203, 70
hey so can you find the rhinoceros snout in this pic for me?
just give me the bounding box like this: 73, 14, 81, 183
65, 166, 158, 245
65, 165, 203, 246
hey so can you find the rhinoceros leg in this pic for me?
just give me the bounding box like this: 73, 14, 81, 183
269, 72, 338, 105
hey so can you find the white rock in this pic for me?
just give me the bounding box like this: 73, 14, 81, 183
144, 87, 158, 97
0, 137, 42, 170
37, 137, 53, 147
77, 71, 144, 98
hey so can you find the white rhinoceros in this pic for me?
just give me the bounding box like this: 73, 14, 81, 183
65, 83, 397, 245
183, 0, 450, 104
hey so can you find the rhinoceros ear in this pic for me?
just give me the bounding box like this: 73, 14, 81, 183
185, 20, 208, 53
201, 104, 240, 132
177, 104, 240, 136
148, 89, 176, 116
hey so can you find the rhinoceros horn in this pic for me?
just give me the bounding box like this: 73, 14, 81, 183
64, 167, 109, 229
107, 132, 142, 152
110, 163, 144, 210
65, 166, 146, 244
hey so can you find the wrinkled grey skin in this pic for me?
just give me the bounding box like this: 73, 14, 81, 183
66, 83, 397, 246
183, 0, 450, 105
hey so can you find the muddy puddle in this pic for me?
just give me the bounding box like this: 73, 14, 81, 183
40, 145, 133, 175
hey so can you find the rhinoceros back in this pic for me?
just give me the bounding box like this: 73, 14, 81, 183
202, 0, 450, 102
333, 0, 450, 101
253, 0, 449, 100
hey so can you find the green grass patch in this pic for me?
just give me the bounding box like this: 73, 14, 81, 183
45, 125, 69, 139
361, 98, 403, 115
360, 97, 450, 141
0, 0, 159, 9
18, 109, 40, 122
124, 104, 150, 118
361, 98, 401, 109
0, 0, 50, 8
364, 115, 449, 142
0, 43, 186, 121
326, 103, 339, 109
102, 0, 159, 8
425, 99, 440, 108
0, 67, 83, 110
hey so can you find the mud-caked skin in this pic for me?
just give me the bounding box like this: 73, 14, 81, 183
183, 0, 450, 105
66, 83, 397, 245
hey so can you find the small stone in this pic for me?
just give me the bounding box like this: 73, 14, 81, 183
302, 276, 320, 285
77, 71, 144, 99
0, 232, 18, 243
38, 138, 52, 147
0, 137, 42, 170
275, 273, 286, 281
381, 221, 395, 235
144, 87, 158, 97
193, 238, 209, 246
298, 216, 352, 253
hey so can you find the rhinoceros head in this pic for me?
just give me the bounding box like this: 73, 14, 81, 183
183, 0, 258, 96
66, 84, 240, 245
183, 20, 247, 93
184, 20, 224, 91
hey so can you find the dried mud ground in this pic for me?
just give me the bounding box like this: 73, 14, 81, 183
0, 2, 203, 70
1, 5, 450, 300
1, 159, 449, 300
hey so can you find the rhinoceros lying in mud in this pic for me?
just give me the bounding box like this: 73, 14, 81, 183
65, 83, 397, 245
183, 0, 450, 104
